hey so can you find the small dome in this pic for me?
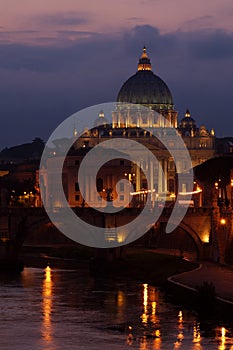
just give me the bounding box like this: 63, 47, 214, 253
179, 109, 197, 135
94, 110, 110, 127
180, 109, 196, 125
117, 47, 174, 111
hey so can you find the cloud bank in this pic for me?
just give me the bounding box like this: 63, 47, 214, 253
0, 25, 232, 148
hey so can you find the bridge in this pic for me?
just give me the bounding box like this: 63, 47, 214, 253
1, 204, 233, 264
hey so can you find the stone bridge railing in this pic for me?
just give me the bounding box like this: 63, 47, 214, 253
1, 206, 232, 263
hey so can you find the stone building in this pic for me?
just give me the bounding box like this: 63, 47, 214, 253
41, 47, 216, 209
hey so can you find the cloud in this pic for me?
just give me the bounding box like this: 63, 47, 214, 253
0, 24, 232, 148
180, 15, 214, 31
126, 17, 145, 22
34, 12, 90, 27
184, 29, 233, 59
0, 30, 38, 34
0, 25, 232, 75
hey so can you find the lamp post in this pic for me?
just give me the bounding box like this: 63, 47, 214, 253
196, 186, 202, 207
220, 217, 228, 262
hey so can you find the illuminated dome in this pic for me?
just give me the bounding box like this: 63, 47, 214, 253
117, 47, 174, 111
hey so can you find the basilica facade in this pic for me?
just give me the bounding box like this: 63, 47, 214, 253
41, 48, 216, 209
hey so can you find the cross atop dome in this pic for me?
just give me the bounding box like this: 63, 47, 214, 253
138, 46, 152, 71
141, 46, 148, 58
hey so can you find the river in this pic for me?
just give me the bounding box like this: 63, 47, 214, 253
0, 266, 232, 350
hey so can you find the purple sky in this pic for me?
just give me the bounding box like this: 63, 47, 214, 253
0, 0, 233, 148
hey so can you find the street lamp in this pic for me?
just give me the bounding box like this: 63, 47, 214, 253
170, 193, 176, 201
220, 218, 226, 225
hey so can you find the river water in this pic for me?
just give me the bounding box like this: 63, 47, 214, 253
0, 266, 233, 350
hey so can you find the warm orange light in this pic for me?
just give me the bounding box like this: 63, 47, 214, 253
141, 284, 148, 324
117, 290, 125, 308
45, 266, 51, 282
221, 327, 226, 338
42, 266, 53, 343
153, 329, 161, 349
219, 327, 226, 350
130, 189, 156, 195
202, 233, 210, 243
178, 310, 183, 323
179, 189, 202, 195
220, 218, 226, 225
152, 301, 156, 315
193, 321, 201, 343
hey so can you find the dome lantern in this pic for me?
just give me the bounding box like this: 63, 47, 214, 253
138, 46, 152, 71
98, 110, 105, 118
94, 109, 109, 127
185, 109, 191, 118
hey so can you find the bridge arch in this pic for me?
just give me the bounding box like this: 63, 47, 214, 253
155, 218, 204, 259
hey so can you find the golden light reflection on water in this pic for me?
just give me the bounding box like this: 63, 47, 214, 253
141, 284, 149, 325
174, 310, 184, 348
151, 301, 157, 324
42, 266, 54, 346
153, 329, 161, 350
139, 336, 146, 350
141, 284, 160, 326
178, 310, 183, 323
139, 284, 161, 349
117, 290, 125, 322
193, 321, 201, 343
117, 290, 125, 308
218, 327, 226, 350
139, 332, 161, 350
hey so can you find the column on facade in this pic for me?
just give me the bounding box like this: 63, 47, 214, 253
163, 159, 168, 193
150, 159, 155, 207
117, 111, 121, 128
89, 175, 95, 206
158, 159, 163, 195
137, 113, 140, 127
82, 171, 88, 206
136, 162, 141, 192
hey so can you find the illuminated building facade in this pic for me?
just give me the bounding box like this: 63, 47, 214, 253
41, 47, 215, 209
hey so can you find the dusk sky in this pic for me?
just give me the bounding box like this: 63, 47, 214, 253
0, 0, 233, 148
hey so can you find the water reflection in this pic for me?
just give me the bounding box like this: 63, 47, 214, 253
3, 268, 233, 350
218, 327, 226, 350
174, 310, 184, 348
193, 321, 201, 345
117, 290, 125, 322
141, 284, 159, 327
138, 284, 161, 349
141, 283, 149, 325
42, 266, 54, 346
